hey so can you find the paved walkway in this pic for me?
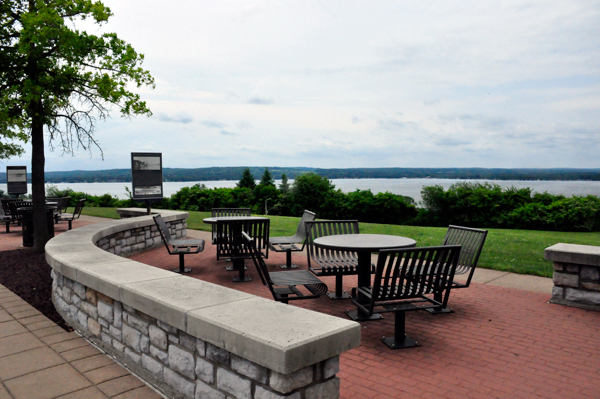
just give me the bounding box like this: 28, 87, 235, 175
1, 215, 599, 398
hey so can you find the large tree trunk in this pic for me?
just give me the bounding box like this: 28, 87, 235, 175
31, 117, 49, 253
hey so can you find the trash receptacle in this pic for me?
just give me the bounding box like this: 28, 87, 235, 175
19, 207, 55, 248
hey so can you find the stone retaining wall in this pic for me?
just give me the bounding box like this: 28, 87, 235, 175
46, 208, 360, 399
545, 243, 600, 311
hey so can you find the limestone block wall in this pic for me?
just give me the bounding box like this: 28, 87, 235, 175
45, 208, 360, 399
545, 243, 600, 311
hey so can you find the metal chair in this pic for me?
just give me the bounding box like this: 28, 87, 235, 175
352, 245, 461, 349
0, 199, 19, 232
268, 210, 316, 269
55, 198, 86, 230
153, 214, 205, 273
243, 232, 327, 303
211, 208, 251, 244
216, 218, 269, 282
305, 220, 369, 300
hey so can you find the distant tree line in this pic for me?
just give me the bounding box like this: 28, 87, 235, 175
40, 169, 600, 232
3, 167, 600, 183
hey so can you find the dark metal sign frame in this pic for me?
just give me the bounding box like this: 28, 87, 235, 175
6, 166, 27, 195
131, 152, 163, 201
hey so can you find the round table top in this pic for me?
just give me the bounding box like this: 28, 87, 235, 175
314, 234, 416, 252
203, 216, 269, 224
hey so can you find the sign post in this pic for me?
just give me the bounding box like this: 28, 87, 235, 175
131, 153, 163, 215
6, 166, 27, 197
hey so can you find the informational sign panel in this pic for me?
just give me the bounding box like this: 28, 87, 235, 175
131, 152, 163, 200
6, 166, 27, 195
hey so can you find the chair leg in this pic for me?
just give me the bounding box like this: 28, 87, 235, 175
381, 312, 420, 349
232, 258, 251, 282
5, 222, 9, 233
279, 250, 298, 269
173, 253, 191, 273
68, 220, 72, 230
327, 274, 351, 300
426, 291, 454, 314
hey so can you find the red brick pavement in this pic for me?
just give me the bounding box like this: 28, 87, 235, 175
0, 219, 94, 252
130, 242, 600, 399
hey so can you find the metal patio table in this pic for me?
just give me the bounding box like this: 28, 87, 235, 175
313, 234, 416, 321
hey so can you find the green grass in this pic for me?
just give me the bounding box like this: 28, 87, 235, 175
82, 207, 600, 278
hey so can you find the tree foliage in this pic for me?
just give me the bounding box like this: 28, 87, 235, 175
237, 168, 256, 189
1, 0, 154, 250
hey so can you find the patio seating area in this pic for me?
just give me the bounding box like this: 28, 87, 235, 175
130, 226, 600, 399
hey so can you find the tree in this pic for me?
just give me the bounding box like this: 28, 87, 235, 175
237, 168, 256, 189
1, 0, 154, 251
279, 173, 290, 193
259, 168, 275, 187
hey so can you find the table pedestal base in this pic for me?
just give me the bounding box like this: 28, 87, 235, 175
328, 292, 351, 300
381, 335, 420, 349
173, 267, 192, 274
345, 310, 383, 321
425, 306, 453, 315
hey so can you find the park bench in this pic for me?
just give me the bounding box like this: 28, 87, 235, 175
55, 198, 86, 230
244, 231, 327, 303
352, 245, 461, 349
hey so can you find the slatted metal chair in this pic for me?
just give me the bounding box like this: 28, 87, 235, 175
427, 225, 488, 314
305, 220, 371, 300
47, 196, 71, 223
55, 198, 86, 230
153, 214, 205, 273
243, 232, 327, 303
216, 218, 270, 282
211, 208, 251, 244
352, 245, 461, 349
268, 210, 316, 269
1, 199, 19, 233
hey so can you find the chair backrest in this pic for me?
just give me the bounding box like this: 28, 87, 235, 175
73, 198, 86, 219
8, 201, 31, 222
1, 199, 18, 219
153, 214, 174, 246
242, 232, 272, 288
59, 197, 71, 213
442, 225, 487, 284
212, 208, 252, 217
305, 220, 359, 269
216, 219, 270, 260
370, 245, 461, 309
291, 210, 317, 242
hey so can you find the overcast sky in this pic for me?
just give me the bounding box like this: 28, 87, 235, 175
7, 0, 600, 171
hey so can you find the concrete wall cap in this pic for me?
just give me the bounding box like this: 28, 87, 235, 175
545, 243, 600, 266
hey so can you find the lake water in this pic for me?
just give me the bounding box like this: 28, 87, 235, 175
3, 178, 600, 203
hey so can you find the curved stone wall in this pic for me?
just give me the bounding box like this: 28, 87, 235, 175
46, 210, 360, 399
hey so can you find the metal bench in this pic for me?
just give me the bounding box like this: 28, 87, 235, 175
243, 231, 327, 303
305, 220, 371, 300
352, 245, 461, 349
55, 198, 85, 230
216, 218, 269, 282
268, 210, 316, 269
153, 214, 205, 273
427, 225, 488, 314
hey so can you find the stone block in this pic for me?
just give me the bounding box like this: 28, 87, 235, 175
231, 354, 268, 384
565, 288, 600, 305
582, 282, 600, 291
553, 272, 579, 287
552, 286, 564, 299
323, 356, 339, 379
99, 318, 109, 328
195, 357, 214, 384
109, 325, 122, 341
77, 310, 88, 327
255, 386, 301, 399
180, 331, 196, 351
150, 325, 168, 350
123, 324, 142, 352
63, 277, 74, 289
114, 301, 123, 328
164, 368, 195, 399
216, 368, 252, 399
136, 235, 145, 244
62, 286, 73, 303
150, 345, 169, 365
270, 367, 313, 394
73, 281, 86, 298
125, 348, 142, 365
169, 346, 196, 379
88, 318, 101, 336
101, 333, 112, 345
582, 266, 600, 281
97, 292, 114, 305
195, 380, 226, 399
98, 300, 114, 323
86, 288, 97, 305
169, 334, 179, 345
81, 301, 98, 319
196, 338, 206, 357
113, 340, 125, 352
72, 295, 81, 308
128, 314, 150, 335
305, 377, 340, 399
140, 335, 150, 353
206, 343, 229, 366
553, 262, 564, 272
158, 319, 179, 334
142, 354, 164, 379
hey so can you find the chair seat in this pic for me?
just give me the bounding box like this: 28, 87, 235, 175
169, 238, 205, 248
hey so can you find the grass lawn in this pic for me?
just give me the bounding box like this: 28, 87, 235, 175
81, 207, 600, 278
